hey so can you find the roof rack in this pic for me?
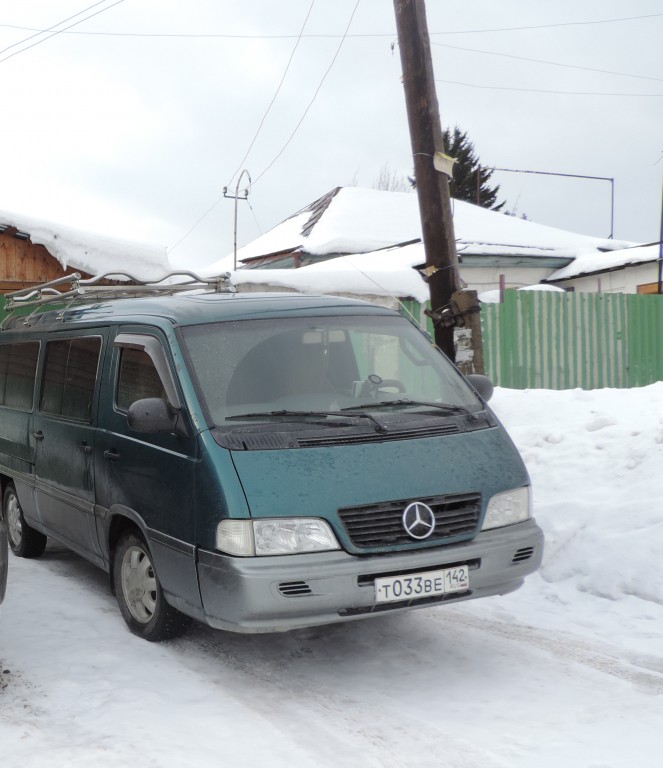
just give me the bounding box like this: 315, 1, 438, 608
2, 271, 234, 327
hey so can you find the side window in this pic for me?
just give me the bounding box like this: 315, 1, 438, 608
0, 342, 40, 411
116, 348, 167, 412
41, 337, 102, 422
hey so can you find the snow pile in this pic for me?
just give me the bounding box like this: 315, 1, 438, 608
0, 209, 170, 279
492, 384, 663, 605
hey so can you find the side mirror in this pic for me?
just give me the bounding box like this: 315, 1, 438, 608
127, 398, 182, 435
466, 374, 494, 402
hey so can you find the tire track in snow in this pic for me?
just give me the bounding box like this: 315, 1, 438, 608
439, 608, 663, 694
180, 626, 510, 768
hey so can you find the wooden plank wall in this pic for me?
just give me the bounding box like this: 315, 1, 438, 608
0, 228, 92, 293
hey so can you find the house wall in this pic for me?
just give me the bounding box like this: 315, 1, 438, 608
458, 265, 557, 293
235, 265, 558, 304
547, 262, 661, 294
0, 229, 91, 293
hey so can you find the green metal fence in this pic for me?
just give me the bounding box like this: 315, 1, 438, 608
481, 290, 663, 389
3, 291, 661, 390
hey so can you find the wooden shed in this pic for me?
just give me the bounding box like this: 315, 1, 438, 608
0, 224, 94, 294
0, 211, 170, 299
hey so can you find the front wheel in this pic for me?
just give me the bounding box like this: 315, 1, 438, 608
113, 531, 190, 641
3, 483, 47, 558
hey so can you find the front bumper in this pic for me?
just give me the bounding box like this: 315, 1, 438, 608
196, 518, 544, 633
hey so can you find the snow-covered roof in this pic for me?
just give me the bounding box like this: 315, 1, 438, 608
232, 242, 429, 301
0, 209, 170, 280
210, 187, 632, 268
547, 242, 663, 281
206, 187, 636, 302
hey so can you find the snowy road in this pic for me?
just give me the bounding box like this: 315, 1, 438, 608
2, 544, 661, 768
2, 386, 663, 767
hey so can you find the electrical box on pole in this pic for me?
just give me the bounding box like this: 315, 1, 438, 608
393, 0, 461, 360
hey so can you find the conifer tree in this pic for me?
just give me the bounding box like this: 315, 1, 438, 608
442, 126, 504, 211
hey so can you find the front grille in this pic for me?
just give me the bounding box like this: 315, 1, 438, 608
338, 492, 481, 549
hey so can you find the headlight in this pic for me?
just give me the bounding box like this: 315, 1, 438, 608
216, 518, 340, 556
481, 486, 531, 530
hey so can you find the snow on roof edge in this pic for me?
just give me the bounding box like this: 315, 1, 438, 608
547, 242, 662, 281
0, 208, 170, 279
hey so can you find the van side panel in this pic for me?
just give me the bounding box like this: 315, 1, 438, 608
0, 339, 40, 523
194, 431, 253, 542
0, 408, 39, 521
94, 326, 203, 616
31, 333, 105, 564
0, 408, 35, 467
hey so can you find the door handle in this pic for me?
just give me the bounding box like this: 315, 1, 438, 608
33, 431, 44, 441
103, 449, 120, 461
79, 442, 93, 454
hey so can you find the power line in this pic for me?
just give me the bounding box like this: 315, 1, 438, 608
0, 0, 110, 56
431, 41, 663, 83
168, 197, 227, 256
2, 11, 662, 38
0, 0, 126, 65
433, 12, 663, 36
436, 78, 663, 98
226, 0, 316, 189
6, 9, 656, 86
170, 0, 361, 255
252, 0, 361, 187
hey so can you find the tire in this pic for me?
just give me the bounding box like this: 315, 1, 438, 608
113, 531, 191, 642
3, 483, 47, 558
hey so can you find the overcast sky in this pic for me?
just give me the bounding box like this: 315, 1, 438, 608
1, 0, 662, 269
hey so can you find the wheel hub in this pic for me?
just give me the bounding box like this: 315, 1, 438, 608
6, 493, 23, 548
121, 546, 157, 624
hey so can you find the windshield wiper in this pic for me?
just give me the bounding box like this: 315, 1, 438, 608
225, 409, 389, 433
342, 399, 475, 418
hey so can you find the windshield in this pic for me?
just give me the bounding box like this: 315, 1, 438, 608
181, 314, 482, 426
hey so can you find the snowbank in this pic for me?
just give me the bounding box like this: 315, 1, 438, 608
491, 384, 663, 606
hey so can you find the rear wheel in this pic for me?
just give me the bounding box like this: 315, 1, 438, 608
113, 531, 190, 641
3, 483, 47, 558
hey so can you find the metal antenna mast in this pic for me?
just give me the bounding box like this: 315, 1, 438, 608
223, 169, 252, 270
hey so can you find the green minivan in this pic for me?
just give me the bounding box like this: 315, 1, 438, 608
0, 274, 543, 640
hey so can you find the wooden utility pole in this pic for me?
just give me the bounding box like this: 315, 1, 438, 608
393, 0, 461, 360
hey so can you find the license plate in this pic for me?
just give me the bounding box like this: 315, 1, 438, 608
374, 565, 469, 604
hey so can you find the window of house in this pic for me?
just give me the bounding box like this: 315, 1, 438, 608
41, 337, 102, 421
